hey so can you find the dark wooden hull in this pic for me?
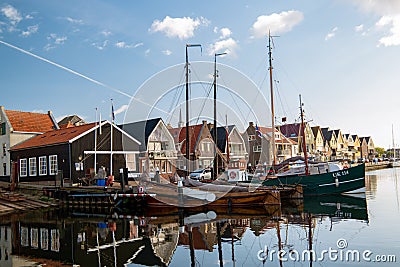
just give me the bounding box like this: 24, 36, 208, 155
144, 182, 280, 208
262, 164, 366, 195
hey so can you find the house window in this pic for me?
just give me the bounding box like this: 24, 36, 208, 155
20, 158, 27, 177
49, 155, 58, 175
126, 154, 136, 171
39, 156, 47, 176
253, 145, 262, 152
248, 135, 255, 141
2, 143, 6, 156
29, 158, 37, 176
3, 163, 6, 176
1, 122, 5, 135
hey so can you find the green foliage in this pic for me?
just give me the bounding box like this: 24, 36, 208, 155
375, 147, 385, 156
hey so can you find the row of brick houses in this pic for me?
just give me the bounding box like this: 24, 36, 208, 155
0, 106, 376, 183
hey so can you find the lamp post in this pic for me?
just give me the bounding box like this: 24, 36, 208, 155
213, 52, 226, 180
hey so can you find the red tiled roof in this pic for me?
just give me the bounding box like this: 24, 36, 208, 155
11, 122, 97, 151
5, 109, 56, 133
257, 126, 296, 145
169, 124, 205, 154
180, 124, 204, 154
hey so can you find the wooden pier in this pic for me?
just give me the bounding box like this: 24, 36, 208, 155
1, 180, 304, 214
0, 189, 58, 216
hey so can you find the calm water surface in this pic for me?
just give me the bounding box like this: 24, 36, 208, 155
0, 168, 399, 266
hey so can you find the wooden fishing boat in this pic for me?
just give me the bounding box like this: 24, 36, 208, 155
262, 163, 365, 195
259, 33, 366, 196
143, 181, 280, 207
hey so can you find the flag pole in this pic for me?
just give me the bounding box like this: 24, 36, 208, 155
94, 107, 98, 175
110, 99, 114, 178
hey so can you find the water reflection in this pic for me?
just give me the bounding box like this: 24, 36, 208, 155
13, 169, 400, 266
0, 192, 371, 267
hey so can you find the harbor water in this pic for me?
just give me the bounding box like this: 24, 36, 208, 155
0, 168, 399, 266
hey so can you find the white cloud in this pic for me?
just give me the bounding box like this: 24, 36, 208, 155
1, 4, 22, 25
220, 27, 232, 39
149, 16, 210, 40
134, 42, 144, 48
325, 27, 338, 41
65, 17, 83, 24
162, 49, 172, 56
351, 0, 400, 46
251, 10, 303, 38
101, 30, 112, 37
55, 36, 67, 44
44, 43, 55, 51
45, 34, 67, 49
145, 48, 150, 56
209, 37, 238, 56
22, 24, 39, 37
351, 0, 400, 15
25, 14, 33, 19
114, 104, 128, 115
375, 15, 400, 46
92, 40, 109, 50
115, 41, 138, 48
354, 24, 364, 32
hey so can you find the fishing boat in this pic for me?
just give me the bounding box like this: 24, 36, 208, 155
141, 45, 282, 208
143, 180, 280, 207
389, 124, 400, 168
260, 33, 365, 196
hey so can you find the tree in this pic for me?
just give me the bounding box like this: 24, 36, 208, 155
375, 147, 385, 157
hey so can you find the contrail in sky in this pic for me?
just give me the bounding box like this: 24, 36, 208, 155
0, 40, 173, 116
0, 40, 133, 98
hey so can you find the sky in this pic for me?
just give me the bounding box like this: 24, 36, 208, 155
1, 0, 400, 148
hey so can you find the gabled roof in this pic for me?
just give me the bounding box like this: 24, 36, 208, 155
2, 107, 58, 133
321, 127, 335, 141
311, 126, 322, 139
210, 125, 235, 152
169, 123, 211, 154
58, 115, 86, 127
279, 123, 301, 138
119, 118, 162, 151
11, 122, 97, 151
11, 121, 140, 151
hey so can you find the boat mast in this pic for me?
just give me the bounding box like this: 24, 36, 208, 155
185, 44, 201, 178
392, 124, 396, 159
213, 52, 226, 179
268, 31, 277, 167
299, 94, 309, 175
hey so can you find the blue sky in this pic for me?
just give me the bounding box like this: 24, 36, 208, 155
1, 0, 400, 148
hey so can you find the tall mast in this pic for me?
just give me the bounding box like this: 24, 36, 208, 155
268, 31, 277, 167
392, 124, 396, 158
299, 94, 309, 175
185, 44, 201, 178
213, 52, 226, 179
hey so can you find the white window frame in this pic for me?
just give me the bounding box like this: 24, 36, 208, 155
20, 158, 27, 177
253, 145, 262, 152
39, 156, 47, 176
49, 155, 58, 175
29, 157, 37, 176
